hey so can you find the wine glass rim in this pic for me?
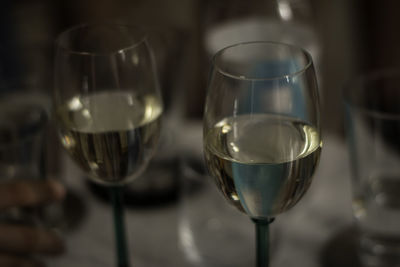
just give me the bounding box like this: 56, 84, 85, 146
55, 23, 148, 56
343, 69, 400, 119
212, 41, 313, 81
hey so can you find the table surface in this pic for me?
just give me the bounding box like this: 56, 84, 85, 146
45, 122, 357, 267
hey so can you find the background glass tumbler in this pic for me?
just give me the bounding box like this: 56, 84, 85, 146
178, 155, 256, 267
0, 91, 50, 225
344, 70, 400, 267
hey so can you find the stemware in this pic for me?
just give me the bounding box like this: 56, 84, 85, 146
54, 24, 163, 267
203, 41, 321, 266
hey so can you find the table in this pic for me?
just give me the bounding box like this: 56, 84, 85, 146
46, 122, 357, 267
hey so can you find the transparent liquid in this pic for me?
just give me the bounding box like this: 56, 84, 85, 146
204, 114, 321, 218
56, 91, 162, 185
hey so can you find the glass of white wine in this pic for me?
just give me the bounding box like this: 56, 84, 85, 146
54, 24, 163, 267
203, 41, 322, 266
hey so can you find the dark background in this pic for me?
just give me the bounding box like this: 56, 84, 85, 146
0, 0, 398, 135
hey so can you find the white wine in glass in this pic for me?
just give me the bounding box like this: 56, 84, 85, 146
57, 92, 162, 184
203, 41, 322, 266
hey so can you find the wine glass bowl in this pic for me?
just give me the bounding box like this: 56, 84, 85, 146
204, 114, 321, 218
203, 41, 321, 266
55, 24, 162, 186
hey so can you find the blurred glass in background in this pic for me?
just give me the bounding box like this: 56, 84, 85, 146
344, 70, 400, 267
178, 156, 256, 267
0, 91, 49, 224
202, 0, 321, 82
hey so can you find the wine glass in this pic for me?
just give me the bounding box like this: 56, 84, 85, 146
203, 41, 321, 266
54, 24, 163, 267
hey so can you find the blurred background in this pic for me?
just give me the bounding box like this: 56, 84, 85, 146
0, 0, 399, 266
1, 0, 398, 135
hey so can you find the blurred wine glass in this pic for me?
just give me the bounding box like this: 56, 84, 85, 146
54, 24, 163, 267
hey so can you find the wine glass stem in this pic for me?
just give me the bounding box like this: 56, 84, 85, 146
253, 218, 274, 267
111, 186, 130, 267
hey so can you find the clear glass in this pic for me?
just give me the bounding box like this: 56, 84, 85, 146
54, 24, 163, 267
203, 41, 321, 266
344, 70, 400, 267
0, 91, 49, 225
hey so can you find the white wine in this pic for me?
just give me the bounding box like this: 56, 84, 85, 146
56, 91, 162, 185
204, 114, 321, 218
